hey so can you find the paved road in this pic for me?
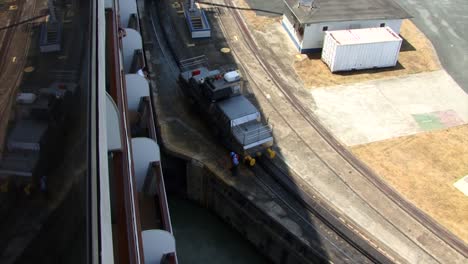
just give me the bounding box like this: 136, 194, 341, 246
396, 0, 468, 93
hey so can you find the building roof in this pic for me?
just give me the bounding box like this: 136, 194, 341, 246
217, 96, 258, 121
284, 0, 411, 24
327, 26, 402, 45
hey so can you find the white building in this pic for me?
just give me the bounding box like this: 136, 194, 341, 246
282, 0, 411, 53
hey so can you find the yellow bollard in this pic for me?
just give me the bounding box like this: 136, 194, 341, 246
267, 148, 276, 159
244, 155, 256, 167
24, 184, 31, 195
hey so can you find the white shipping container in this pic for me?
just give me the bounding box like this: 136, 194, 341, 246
321, 27, 402, 72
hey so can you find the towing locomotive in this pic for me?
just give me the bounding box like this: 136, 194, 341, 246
178, 61, 275, 166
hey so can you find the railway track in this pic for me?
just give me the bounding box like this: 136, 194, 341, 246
210, 6, 401, 261
221, 0, 468, 259
254, 157, 394, 263
144, 1, 398, 262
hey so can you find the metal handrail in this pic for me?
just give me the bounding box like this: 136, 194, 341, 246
106, 9, 144, 264
179, 55, 207, 71
150, 161, 173, 234
231, 123, 273, 144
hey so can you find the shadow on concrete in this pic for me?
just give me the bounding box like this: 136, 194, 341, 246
336, 61, 406, 75
400, 36, 416, 52
147, 0, 331, 262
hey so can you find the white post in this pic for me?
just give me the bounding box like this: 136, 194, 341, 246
48, 0, 57, 22
189, 0, 196, 12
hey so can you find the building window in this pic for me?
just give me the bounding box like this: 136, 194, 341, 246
380, 23, 386, 27
322, 26, 328, 31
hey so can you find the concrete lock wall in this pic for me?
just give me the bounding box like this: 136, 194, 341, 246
185, 160, 322, 264
301, 19, 403, 52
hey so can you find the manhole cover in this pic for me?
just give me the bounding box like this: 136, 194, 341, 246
24, 66, 34, 73
220, 47, 231, 54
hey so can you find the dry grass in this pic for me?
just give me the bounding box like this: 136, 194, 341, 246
294, 20, 441, 88
352, 125, 468, 243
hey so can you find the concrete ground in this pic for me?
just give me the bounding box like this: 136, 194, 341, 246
310, 70, 468, 146
395, 0, 468, 93
143, 0, 467, 262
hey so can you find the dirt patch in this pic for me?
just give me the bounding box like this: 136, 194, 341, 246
293, 20, 441, 88
352, 125, 468, 243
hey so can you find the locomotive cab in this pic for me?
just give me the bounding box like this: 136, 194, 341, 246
215, 95, 273, 156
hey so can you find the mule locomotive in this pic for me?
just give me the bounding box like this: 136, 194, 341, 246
178, 61, 275, 165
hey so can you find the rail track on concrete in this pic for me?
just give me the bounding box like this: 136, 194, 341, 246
0, 0, 23, 77
145, 11, 389, 259
0, 0, 26, 155
254, 157, 393, 263
212, 9, 399, 262
145, 1, 398, 262
221, 0, 468, 259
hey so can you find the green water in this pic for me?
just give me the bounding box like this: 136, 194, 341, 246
168, 197, 270, 264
